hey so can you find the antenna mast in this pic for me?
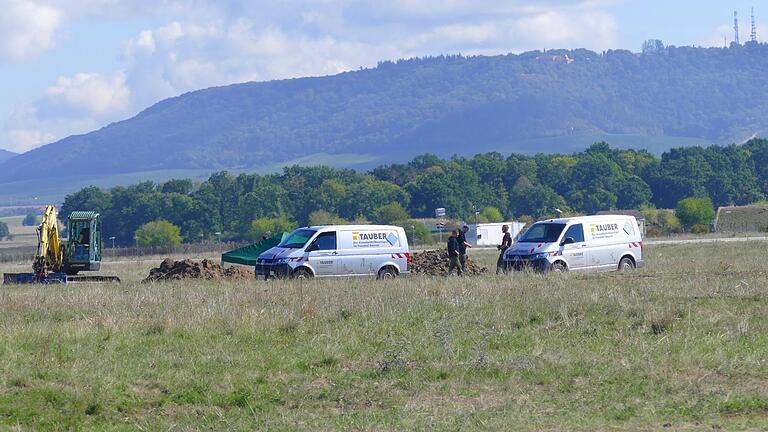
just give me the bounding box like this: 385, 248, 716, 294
734, 11, 740, 44
751, 7, 758, 42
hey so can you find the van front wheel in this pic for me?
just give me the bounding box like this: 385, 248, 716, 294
618, 257, 635, 272
551, 261, 567, 273
292, 267, 313, 279
377, 267, 398, 280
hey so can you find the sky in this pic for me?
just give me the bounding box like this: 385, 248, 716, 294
0, 0, 764, 154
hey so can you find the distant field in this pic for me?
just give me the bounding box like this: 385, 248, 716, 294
1, 243, 767, 430
0, 215, 37, 249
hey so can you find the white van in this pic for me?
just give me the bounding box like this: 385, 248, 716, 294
502, 215, 644, 273
255, 225, 410, 279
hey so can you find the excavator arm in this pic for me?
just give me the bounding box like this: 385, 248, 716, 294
32, 205, 63, 277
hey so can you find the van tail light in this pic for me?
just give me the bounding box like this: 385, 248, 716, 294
640, 240, 644, 253
405, 252, 412, 264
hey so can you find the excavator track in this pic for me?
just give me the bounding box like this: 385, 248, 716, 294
3, 272, 120, 285
67, 275, 121, 284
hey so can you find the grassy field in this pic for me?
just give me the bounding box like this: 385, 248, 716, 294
1, 243, 767, 430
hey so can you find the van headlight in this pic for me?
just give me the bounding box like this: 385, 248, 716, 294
276, 258, 288, 264
531, 252, 549, 260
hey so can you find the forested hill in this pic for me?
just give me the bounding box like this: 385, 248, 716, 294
0, 149, 16, 164
3, 43, 768, 183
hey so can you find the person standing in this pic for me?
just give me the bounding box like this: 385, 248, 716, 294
458, 224, 472, 273
447, 229, 462, 276
496, 224, 512, 274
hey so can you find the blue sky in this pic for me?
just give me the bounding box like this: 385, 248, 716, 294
0, 0, 763, 153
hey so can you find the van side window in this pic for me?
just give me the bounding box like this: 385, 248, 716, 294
563, 224, 584, 243
312, 231, 337, 251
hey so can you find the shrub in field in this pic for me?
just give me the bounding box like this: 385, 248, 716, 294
22, 213, 37, 226
676, 197, 715, 228
134, 220, 183, 247
0, 221, 8, 240
478, 206, 504, 223
690, 224, 710, 234
372, 203, 410, 224
248, 216, 296, 240
657, 210, 682, 234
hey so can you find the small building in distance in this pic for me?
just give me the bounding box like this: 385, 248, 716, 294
464, 222, 527, 247
714, 205, 768, 233
596, 210, 646, 236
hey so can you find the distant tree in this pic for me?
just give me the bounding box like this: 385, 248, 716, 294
641, 39, 665, 55
134, 220, 182, 247
372, 203, 409, 224
479, 206, 504, 223
22, 213, 37, 226
308, 210, 347, 226
0, 221, 8, 240
675, 197, 715, 227
247, 216, 296, 241
161, 179, 194, 194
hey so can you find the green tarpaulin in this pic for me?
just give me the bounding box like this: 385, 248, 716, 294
221, 233, 285, 266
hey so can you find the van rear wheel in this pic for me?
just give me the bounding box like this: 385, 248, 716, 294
292, 267, 313, 279
618, 257, 635, 272
377, 267, 398, 280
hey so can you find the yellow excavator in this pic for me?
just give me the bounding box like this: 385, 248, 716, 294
3, 205, 120, 284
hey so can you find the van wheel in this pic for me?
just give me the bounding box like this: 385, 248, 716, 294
377, 267, 398, 280
292, 268, 313, 279
618, 257, 635, 272
551, 261, 567, 273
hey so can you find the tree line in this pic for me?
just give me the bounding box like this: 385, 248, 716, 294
59, 139, 768, 246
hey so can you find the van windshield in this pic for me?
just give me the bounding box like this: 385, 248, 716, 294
517, 223, 566, 243
278, 229, 316, 248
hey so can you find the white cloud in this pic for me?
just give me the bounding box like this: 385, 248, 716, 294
0, 0, 62, 60
2, 0, 621, 153
6, 129, 56, 152
46, 72, 130, 115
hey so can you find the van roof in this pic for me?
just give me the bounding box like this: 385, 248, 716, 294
303, 224, 404, 231
537, 215, 637, 224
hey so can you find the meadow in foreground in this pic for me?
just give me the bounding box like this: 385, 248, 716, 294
0, 243, 767, 430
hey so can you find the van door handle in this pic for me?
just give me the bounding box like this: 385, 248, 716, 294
331, 251, 338, 255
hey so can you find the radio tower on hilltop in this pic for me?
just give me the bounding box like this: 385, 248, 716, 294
734, 11, 740, 44
751, 7, 758, 42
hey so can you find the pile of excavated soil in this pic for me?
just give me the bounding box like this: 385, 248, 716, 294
410, 250, 487, 276
142, 258, 253, 283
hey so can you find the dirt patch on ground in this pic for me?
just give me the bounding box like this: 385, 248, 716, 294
410, 250, 487, 276
142, 258, 253, 283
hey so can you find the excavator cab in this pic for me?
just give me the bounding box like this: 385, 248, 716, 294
63, 211, 102, 275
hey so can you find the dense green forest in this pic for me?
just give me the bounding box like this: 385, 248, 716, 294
4, 43, 768, 184
60, 139, 768, 245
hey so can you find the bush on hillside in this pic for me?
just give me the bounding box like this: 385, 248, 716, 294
135, 220, 182, 247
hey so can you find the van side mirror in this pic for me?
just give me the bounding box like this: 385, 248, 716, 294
560, 237, 575, 246
306, 242, 319, 252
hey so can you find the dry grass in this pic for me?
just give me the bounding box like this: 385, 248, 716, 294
0, 243, 767, 430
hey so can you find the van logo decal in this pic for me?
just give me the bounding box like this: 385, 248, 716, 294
589, 222, 621, 239
351, 231, 399, 248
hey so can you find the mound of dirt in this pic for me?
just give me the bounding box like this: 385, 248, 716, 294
410, 250, 487, 276
142, 258, 253, 283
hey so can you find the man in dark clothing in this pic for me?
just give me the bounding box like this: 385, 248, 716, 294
447, 229, 461, 276
458, 225, 472, 273
496, 224, 512, 274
